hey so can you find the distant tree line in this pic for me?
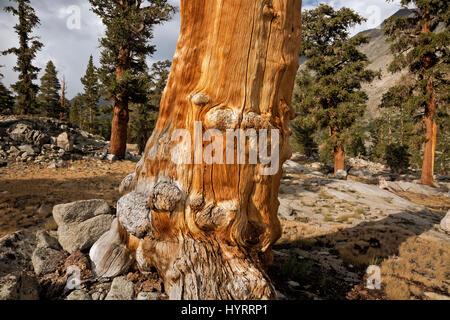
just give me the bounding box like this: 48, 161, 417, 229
0, 0, 176, 155
292, 1, 449, 185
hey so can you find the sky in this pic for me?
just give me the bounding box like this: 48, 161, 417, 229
0, 0, 403, 99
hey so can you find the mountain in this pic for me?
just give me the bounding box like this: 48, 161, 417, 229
358, 9, 411, 118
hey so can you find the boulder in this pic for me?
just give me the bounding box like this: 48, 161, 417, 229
53, 199, 111, 226
32, 247, 64, 276
53, 200, 114, 253
105, 276, 134, 300
283, 160, 310, 174
0, 231, 36, 277
57, 215, 115, 254
379, 179, 447, 197
441, 210, 450, 233
56, 132, 73, 152
0, 272, 39, 300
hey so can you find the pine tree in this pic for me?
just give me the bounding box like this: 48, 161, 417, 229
89, 0, 176, 158
69, 93, 87, 130
0, 67, 15, 115
38, 61, 61, 119
80, 55, 100, 134
383, 0, 449, 186
130, 60, 171, 153
2, 0, 43, 115
292, 5, 378, 173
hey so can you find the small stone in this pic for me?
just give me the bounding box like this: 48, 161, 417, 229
136, 292, 161, 300
66, 290, 92, 301
335, 170, 348, 180
106, 154, 118, 162
105, 276, 134, 300
37, 204, 53, 217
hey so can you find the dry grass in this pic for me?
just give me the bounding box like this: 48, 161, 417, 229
380, 236, 450, 300
327, 226, 415, 267
0, 160, 136, 236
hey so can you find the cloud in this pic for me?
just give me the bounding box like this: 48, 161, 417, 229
0, 0, 403, 99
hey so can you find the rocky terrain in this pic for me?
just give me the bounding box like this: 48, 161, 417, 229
0, 115, 140, 167
0, 149, 449, 300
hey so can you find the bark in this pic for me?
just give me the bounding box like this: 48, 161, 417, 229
92, 0, 302, 300
331, 128, 345, 174
334, 144, 345, 174
420, 13, 437, 187
109, 48, 130, 158
421, 79, 437, 186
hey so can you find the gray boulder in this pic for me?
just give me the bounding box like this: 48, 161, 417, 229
53, 200, 114, 253
0, 231, 36, 277
57, 215, 115, 254
53, 199, 111, 226
56, 132, 73, 152
0, 272, 39, 300
31, 247, 64, 276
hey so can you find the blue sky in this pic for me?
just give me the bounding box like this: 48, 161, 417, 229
0, 0, 403, 99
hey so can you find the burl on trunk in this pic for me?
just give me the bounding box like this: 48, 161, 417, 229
91, 0, 303, 300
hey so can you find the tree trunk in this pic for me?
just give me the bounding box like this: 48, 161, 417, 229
60, 77, 66, 121
109, 49, 130, 158
91, 0, 302, 300
331, 128, 345, 174
420, 13, 437, 187
334, 144, 345, 174
421, 79, 437, 186
89, 107, 93, 134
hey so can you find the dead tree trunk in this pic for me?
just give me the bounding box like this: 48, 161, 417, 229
60, 76, 66, 121
91, 0, 302, 300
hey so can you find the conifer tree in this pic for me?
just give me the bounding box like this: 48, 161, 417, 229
0, 67, 15, 115
2, 0, 43, 115
383, 0, 449, 186
69, 93, 87, 130
292, 5, 378, 173
38, 61, 61, 119
80, 55, 100, 134
89, 0, 176, 158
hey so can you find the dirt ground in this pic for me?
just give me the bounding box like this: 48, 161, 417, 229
1, 160, 449, 300
0, 160, 136, 237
